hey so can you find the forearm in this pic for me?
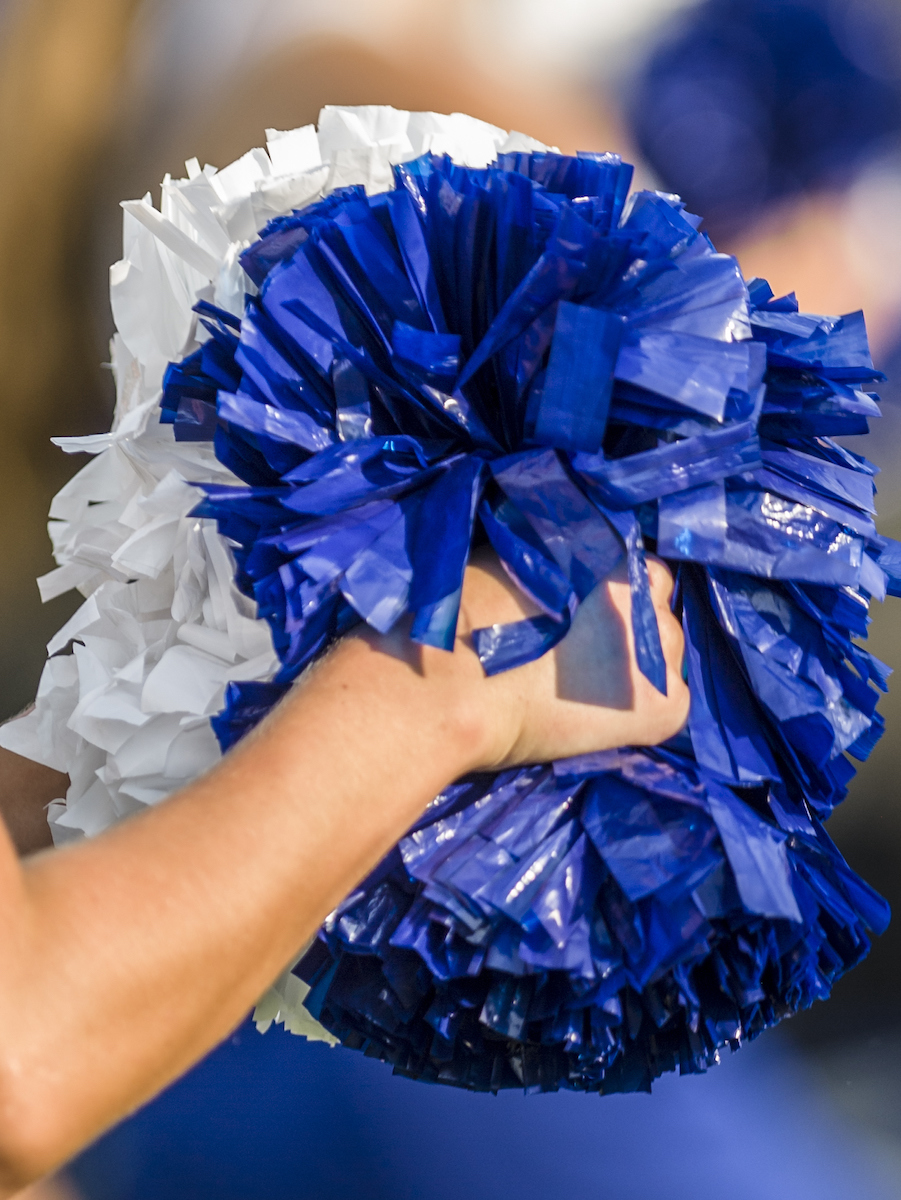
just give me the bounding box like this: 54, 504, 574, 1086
0, 631, 484, 1190
0, 552, 688, 1191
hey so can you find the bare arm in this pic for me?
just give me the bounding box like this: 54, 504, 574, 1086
0, 554, 687, 1193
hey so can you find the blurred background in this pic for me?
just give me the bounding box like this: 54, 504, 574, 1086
4, 0, 901, 1196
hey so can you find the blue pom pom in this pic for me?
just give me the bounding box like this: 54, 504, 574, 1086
171, 151, 894, 1093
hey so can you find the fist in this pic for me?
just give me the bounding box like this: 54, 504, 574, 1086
455, 548, 689, 770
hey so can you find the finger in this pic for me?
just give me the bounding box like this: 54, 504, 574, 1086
659, 613, 687, 681
646, 555, 675, 606
656, 603, 683, 652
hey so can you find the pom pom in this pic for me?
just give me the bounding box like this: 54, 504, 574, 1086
8, 106, 895, 1091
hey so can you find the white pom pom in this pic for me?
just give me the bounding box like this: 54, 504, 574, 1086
13, 106, 524, 1034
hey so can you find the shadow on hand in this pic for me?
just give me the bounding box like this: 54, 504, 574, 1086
554, 578, 633, 711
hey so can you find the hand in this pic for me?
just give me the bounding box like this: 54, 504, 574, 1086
349, 547, 688, 775
457, 548, 689, 768
0, 554, 685, 1188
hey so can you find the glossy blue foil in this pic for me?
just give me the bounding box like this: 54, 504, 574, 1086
169, 151, 898, 1092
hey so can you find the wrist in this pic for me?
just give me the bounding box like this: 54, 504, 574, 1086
323, 622, 502, 780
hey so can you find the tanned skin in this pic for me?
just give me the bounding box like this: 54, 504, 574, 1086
0, 552, 687, 1195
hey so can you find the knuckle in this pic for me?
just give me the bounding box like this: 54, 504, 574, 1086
635, 677, 690, 746
661, 679, 690, 740
658, 609, 684, 659
646, 556, 675, 602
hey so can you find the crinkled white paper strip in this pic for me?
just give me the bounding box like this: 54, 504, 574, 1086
0, 105, 548, 1039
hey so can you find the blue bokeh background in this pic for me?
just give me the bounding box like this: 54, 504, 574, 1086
69, 1016, 899, 1200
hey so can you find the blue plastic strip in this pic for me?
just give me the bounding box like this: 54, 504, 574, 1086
532, 303, 624, 452
472, 612, 571, 676
409, 458, 485, 650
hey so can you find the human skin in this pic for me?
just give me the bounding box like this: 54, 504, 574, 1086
0, 552, 687, 1195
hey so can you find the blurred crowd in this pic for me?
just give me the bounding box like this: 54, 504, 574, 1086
5, 0, 901, 1197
